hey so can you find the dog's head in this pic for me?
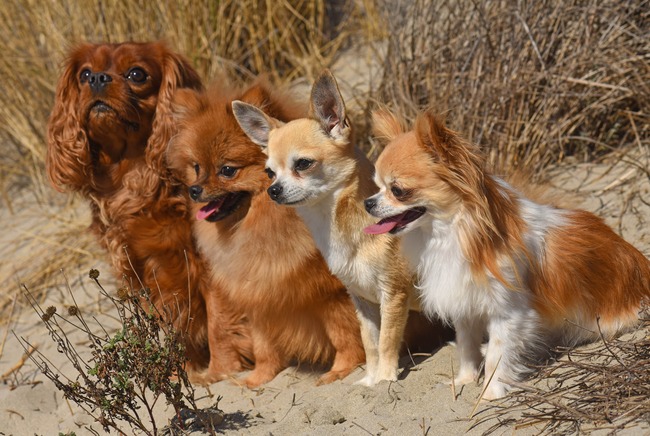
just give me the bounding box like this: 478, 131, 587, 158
232, 70, 354, 207
167, 79, 304, 222
47, 41, 202, 193
364, 110, 478, 235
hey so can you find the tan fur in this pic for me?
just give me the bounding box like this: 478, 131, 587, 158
167, 80, 365, 387
234, 71, 451, 385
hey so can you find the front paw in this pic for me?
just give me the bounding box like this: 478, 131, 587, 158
452, 368, 479, 388
374, 365, 398, 384
354, 372, 376, 386
239, 368, 277, 388
481, 379, 507, 401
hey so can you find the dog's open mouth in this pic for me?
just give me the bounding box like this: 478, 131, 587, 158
363, 207, 426, 235
196, 192, 248, 222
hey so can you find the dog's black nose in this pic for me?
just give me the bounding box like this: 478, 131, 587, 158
267, 184, 283, 201
88, 71, 112, 95
364, 198, 376, 213
189, 185, 203, 201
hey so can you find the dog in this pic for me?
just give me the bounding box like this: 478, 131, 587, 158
166, 78, 366, 387
364, 109, 650, 399
46, 41, 253, 382
232, 70, 451, 386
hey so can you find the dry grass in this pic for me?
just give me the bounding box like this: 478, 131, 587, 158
375, 0, 649, 175
0, 1, 649, 432
0, 0, 376, 315
475, 313, 650, 434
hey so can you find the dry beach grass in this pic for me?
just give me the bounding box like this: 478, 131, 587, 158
0, 0, 648, 434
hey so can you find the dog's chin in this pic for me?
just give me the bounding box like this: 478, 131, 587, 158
86, 101, 139, 132
277, 196, 308, 207
201, 192, 249, 222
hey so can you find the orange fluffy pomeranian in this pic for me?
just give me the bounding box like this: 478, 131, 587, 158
166, 80, 365, 387
365, 109, 650, 399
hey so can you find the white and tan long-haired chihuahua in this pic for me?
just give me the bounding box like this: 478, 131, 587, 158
232, 71, 450, 386
364, 109, 650, 399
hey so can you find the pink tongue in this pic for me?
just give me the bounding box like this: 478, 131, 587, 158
196, 198, 225, 221
363, 219, 399, 235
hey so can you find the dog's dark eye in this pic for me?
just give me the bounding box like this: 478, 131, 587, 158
391, 185, 404, 198
219, 166, 238, 178
127, 67, 147, 83
80, 69, 91, 83
264, 167, 276, 179
294, 158, 314, 171
193, 163, 200, 176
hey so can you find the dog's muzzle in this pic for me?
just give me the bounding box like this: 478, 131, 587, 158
267, 183, 283, 202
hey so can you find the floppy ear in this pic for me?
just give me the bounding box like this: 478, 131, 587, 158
146, 45, 203, 176
46, 44, 94, 193
310, 69, 350, 142
372, 108, 405, 142
232, 100, 283, 153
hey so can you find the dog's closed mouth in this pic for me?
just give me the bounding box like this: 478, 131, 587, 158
91, 101, 113, 113
88, 101, 139, 131
364, 207, 426, 235
196, 192, 248, 222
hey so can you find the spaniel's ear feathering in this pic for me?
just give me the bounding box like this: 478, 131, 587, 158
145, 49, 203, 177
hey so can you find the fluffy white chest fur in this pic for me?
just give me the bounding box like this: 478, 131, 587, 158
297, 195, 382, 304
404, 192, 566, 323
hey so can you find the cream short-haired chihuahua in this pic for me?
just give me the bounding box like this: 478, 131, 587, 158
233, 71, 431, 385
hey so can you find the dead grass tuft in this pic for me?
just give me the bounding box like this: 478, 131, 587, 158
375, 0, 650, 177
475, 311, 650, 434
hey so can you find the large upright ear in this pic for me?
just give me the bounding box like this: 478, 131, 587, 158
146, 44, 203, 176
310, 69, 350, 142
415, 111, 453, 163
232, 100, 283, 153
46, 44, 94, 193
372, 108, 405, 143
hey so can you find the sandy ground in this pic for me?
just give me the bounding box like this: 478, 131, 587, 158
0, 48, 649, 434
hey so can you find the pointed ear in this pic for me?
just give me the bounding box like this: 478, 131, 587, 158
239, 80, 273, 108
372, 108, 405, 142
415, 112, 453, 162
310, 69, 350, 141
171, 88, 205, 124
232, 100, 283, 152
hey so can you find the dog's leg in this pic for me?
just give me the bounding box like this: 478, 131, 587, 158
483, 311, 538, 400
242, 327, 286, 388
352, 296, 381, 386
453, 317, 484, 387
317, 293, 366, 385
375, 284, 410, 382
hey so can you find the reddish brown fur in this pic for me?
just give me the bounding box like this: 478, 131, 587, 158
167, 80, 365, 387
46, 42, 253, 380
533, 210, 650, 330
415, 113, 529, 286
413, 110, 650, 333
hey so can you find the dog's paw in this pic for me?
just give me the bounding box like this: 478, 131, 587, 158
239, 369, 277, 388
374, 366, 398, 384
452, 368, 479, 388
354, 373, 376, 386
316, 368, 350, 386
481, 380, 508, 401
188, 369, 227, 386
